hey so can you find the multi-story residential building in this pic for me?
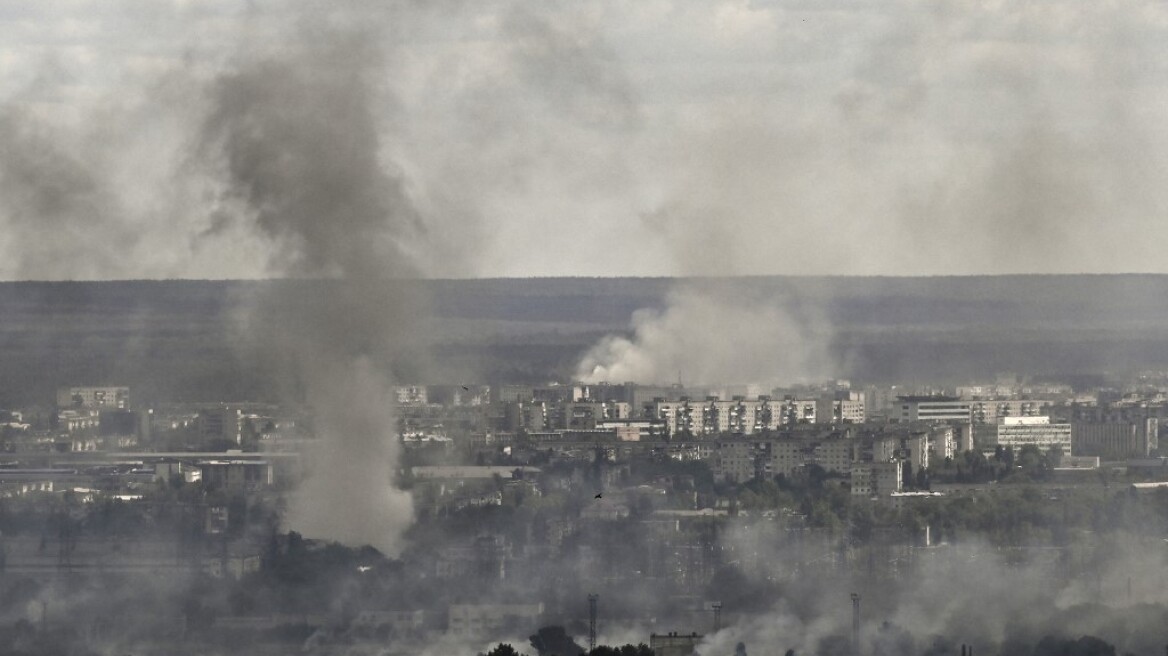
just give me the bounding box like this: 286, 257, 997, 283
817, 390, 866, 424
800, 438, 858, 475
870, 431, 929, 471
922, 423, 975, 459
781, 398, 818, 426
561, 401, 630, 429
395, 385, 429, 406
709, 440, 763, 483
595, 418, 667, 441
851, 461, 903, 497
708, 435, 859, 481
969, 399, 1054, 424
649, 397, 816, 437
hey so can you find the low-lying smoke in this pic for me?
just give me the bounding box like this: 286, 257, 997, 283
575, 284, 831, 387
697, 526, 1168, 656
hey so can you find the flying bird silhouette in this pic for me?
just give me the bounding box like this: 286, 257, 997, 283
594, 493, 602, 499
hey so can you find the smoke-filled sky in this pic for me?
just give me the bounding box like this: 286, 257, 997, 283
2, 0, 1167, 280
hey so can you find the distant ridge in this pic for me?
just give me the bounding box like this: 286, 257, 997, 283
1, 275, 1166, 405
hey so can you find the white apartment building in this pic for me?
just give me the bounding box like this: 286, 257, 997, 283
651, 397, 816, 437
816, 391, 866, 424
982, 416, 1072, 455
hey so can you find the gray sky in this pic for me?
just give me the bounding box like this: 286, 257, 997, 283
2, 0, 1167, 279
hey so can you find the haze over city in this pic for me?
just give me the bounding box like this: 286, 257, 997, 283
2, 2, 1168, 656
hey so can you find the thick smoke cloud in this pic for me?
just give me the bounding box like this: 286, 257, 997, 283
5, 1, 1168, 278
576, 284, 831, 386
197, 18, 423, 553
0, 106, 135, 280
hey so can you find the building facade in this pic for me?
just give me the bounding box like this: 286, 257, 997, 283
982, 416, 1072, 455
894, 396, 972, 423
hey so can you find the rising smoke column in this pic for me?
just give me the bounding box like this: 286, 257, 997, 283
200, 24, 421, 554
575, 284, 831, 386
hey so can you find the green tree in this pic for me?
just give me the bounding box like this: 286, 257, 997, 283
1032, 635, 1115, 656
530, 626, 584, 656
587, 645, 654, 656
484, 644, 526, 656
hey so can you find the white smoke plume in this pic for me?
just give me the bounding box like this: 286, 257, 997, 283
576, 284, 831, 387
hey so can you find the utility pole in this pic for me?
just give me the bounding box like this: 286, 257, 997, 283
588, 593, 599, 653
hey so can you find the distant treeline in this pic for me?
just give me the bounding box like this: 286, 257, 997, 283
2, 275, 1168, 405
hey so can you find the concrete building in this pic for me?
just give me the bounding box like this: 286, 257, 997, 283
982, 416, 1072, 455
57, 409, 100, 433
490, 385, 535, 405
197, 406, 245, 445
927, 424, 958, 460
970, 399, 1054, 424
395, 386, 429, 406
781, 398, 818, 426
863, 385, 909, 421
894, 396, 971, 423
447, 603, 543, 638
561, 401, 631, 429
650, 397, 815, 437
1072, 418, 1158, 460
56, 386, 130, 410
817, 390, 866, 424
851, 461, 903, 498
870, 431, 929, 471
198, 460, 274, 492
351, 610, 425, 636
595, 418, 667, 441
501, 401, 549, 432
708, 435, 858, 481
709, 440, 764, 482
650, 632, 703, 656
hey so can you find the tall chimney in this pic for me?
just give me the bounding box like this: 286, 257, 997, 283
588, 593, 599, 653
851, 593, 861, 656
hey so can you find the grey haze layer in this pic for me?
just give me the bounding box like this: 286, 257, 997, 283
1, 2, 1167, 279
3, 0, 1168, 552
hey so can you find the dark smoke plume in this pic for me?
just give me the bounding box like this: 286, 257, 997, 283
200, 21, 421, 554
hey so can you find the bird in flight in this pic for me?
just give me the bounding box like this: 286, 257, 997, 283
594, 493, 602, 499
